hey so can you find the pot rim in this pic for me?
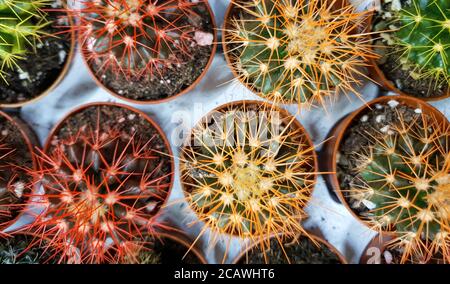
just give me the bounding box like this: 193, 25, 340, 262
0, 9, 76, 108
0, 111, 38, 232
78, 0, 218, 105
327, 95, 449, 235
232, 232, 348, 264
42, 101, 175, 219
179, 99, 319, 242
366, 2, 450, 102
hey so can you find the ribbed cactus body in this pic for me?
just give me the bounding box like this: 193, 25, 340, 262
0, 0, 50, 81
226, 0, 375, 107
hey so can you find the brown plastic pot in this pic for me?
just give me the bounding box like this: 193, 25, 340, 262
0, 111, 39, 232
0, 15, 76, 108
359, 233, 395, 264
367, 3, 450, 102
323, 95, 449, 231
43, 102, 175, 212
233, 233, 347, 264
179, 100, 319, 244
80, 2, 217, 105
222, 0, 363, 104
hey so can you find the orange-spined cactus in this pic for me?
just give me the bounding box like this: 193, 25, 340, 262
224, 0, 378, 108
76, 0, 206, 80
180, 101, 317, 262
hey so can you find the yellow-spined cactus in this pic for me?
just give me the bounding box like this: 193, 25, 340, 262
224, 0, 378, 108
180, 101, 317, 261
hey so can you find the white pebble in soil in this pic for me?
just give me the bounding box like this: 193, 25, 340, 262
387, 100, 399, 108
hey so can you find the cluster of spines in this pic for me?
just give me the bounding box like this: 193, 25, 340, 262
180, 102, 316, 262
75, 0, 203, 80
0, 0, 50, 82
387, 0, 450, 90
348, 109, 450, 263
225, 0, 377, 109
25, 122, 172, 264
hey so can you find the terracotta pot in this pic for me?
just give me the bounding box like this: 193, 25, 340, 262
43, 102, 175, 213
222, 0, 363, 104
366, 2, 450, 102
233, 233, 347, 264
359, 233, 395, 264
0, 111, 39, 232
152, 231, 207, 264
0, 13, 76, 108
80, 2, 217, 105
323, 95, 449, 231
179, 100, 318, 244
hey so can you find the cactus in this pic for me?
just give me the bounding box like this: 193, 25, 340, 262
378, 0, 450, 90
0, 0, 51, 83
180, 101, 317, 261
348, 109, 450, 263
27, 108, 173, 264
224, 0, 377, 108
76, 0, 204, 80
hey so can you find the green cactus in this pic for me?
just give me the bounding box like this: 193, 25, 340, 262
0, 0, 50, 82
224, 0, 377, 107
381, 0, 450, 89
180, 101, 317, 261
348, 108, 450, 263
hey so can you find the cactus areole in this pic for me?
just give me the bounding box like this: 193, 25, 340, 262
372, 0, 450, 99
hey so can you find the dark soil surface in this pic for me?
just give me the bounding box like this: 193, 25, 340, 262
88, 3, 215, 102
0, 115, 33, 228
0, 9, 72, 105
372, 0, 448, 98
336, 100, 423, 216
238, 236, 342, 264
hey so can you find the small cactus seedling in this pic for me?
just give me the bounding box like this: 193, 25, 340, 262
376, 0, 450, 92
28, 106, 173, 264
180, 101, 317, 262
224, 0, 377, 108
348, 110, 450, 263
76, 0, 205, 80
0, 0, 51, 83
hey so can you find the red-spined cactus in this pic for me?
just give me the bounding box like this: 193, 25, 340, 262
27, 105, 173, 264
76, 0, 205, 80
